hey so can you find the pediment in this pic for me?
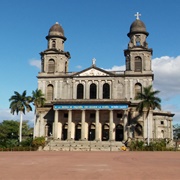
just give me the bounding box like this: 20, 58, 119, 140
75, 67, 111, 77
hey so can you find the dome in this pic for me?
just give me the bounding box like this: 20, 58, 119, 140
128, 19, 149, 37
48, 22, 65, 37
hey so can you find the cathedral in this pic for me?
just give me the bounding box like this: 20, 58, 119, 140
34, 14, 174, 143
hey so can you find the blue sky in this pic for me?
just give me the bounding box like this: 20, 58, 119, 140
1, 0, 180, 125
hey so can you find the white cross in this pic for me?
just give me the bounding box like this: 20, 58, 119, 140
92, 58, 96, 65
134, 12, 141, 20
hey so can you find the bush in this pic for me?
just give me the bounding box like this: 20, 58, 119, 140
129, 139, 173, 151
32, 137, 45, 148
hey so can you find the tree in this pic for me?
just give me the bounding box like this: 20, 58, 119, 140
9, 91, 32, 142
31, 89, 46, 137
0, 120, 32, 148
135, 85, 161, 145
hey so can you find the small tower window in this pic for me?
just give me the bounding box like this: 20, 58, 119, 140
48, 59, 55, 73
52, 40, 56, 49
47, 84, 54, 101
134, 83, 142, 99
134, 56, 142, 72
135, 35, 141, 46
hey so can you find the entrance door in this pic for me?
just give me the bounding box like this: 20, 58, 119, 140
75, 124, 81, 140
62, 124, 68, 140
115, 124, 124, 141
88, 124, 95, 141
102, 124, 109, 141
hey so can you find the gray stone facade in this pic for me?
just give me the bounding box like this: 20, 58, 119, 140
34, 17, 174, 143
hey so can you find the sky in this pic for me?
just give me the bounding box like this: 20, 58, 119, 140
1, 0, 180, 125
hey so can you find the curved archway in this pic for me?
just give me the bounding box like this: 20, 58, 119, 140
102, 124, 109, 141
75, 124, 81, 140
115, 124, 124, 141
88, 124, 95, 141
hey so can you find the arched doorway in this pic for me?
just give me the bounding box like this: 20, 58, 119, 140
75, 124, 81, 140
102, 124, 109, 141
88, 124, 95, 141
62, 123, 68, 140
115, 124, 124, 141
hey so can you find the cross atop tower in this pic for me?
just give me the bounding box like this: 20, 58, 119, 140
135, 12, 141, 20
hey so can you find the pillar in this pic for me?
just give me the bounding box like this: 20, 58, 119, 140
109, 110, 114, 141
123, 110, 128, 140
68, 110, 72, 140
81, 110, 85, 140
53, 110, 58, 139
95, 110, 100, 140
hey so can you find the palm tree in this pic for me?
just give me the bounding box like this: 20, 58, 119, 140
9, 90, 32, 142
31, 89, 46, 138
135, 85, 161, 145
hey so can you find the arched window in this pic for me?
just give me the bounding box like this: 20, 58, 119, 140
103, 83, 110, 99
52, 40, 56, 48
134, 83, 142, 99
135, 123, 143, 136
77, 84, 84, 99
90, 83, 97, 99
48, 59, 55, 73
134, 56, 142, 72
47, 84, 54, 101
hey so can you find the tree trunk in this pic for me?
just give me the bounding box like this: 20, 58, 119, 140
19, 112, 23, 142
147, 115, 149, 146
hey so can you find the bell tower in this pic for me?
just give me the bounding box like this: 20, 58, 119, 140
40, 22, 70, 74
124, 13, 153, 75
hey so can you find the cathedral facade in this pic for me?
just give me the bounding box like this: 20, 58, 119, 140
34, 15, 174, 142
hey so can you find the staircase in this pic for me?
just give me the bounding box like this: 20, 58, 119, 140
43, 140, 125, 151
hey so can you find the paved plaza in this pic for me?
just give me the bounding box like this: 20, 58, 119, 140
0, 151, 179, 180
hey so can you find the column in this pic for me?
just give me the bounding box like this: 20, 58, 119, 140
98, 80, 102, 99
72, 80, 76, 99
68, 110, 72, 140
95, 110, 100, 140
53, 110, 58, 139
81, 110, 85, 140
85, 80, 89, 99
109, 110, 114, 141
123, 110, 128, 140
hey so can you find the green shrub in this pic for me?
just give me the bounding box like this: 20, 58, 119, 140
32, 137, 45, 148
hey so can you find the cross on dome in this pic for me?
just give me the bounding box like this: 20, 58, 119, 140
134, 12, 141, 20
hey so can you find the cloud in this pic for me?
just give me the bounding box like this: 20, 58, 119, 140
104, 65, 125, 71
0, 109, 34, 126
152, 56, 180, 99
75, 65, 82, 69
29, 59, 41, 69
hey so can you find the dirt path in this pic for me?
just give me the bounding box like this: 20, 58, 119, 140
0, 151, 179, 180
